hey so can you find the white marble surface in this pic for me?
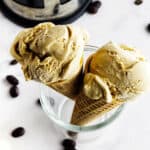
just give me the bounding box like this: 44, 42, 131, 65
0, 0, 150, 150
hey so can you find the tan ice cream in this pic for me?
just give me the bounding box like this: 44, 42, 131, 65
11, 22, 88, 99
10, 23, 150, 126
71, 42, 150, 125
86, 42, 150, 101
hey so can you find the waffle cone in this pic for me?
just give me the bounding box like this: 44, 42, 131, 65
71, 92, 124, 125
47, 65, 83, 100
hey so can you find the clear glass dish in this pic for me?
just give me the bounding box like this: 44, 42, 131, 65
40, 45, 125, 142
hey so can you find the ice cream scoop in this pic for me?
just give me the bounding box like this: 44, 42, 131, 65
11, 22, 89, 99
71, 42, 150, 125
89, 42, 150, 101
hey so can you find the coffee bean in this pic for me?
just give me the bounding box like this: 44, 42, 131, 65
9, 86, 19, 98
11, 127, 25, 138
36, 98, 41, 107
6, 75, 19, 85
134, 0, 143, 5
87, 1, 102, 14
53, 4, 59, 15
62, 139, 76, 148
146, 24, 150, 33
10, 59, 18, 65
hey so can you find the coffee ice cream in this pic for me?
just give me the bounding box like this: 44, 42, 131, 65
11, 22, 88, 99
10, 23, 150, 126
71, 42, 150, 125
86, 42, 150, 101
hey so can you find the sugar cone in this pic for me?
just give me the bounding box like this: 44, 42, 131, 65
71, 92, 124, 125
47, 66, 83, 100
70, 55, 124, 125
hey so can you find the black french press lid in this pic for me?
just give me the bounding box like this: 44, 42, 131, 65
0, 0, 92, 27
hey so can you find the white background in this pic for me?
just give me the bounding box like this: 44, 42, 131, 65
0, 0, 150, 150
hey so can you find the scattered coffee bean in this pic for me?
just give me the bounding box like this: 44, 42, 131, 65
9, 86, 19, 98
53, 4, 59, 15
146, 24, 150, 33
11, 127, 25, 138
36, 98, 41, 107
6, 75, 19, 86
134, 0, 143, 5
10, 59, 18, 65
87, 1, 102, 14
62, 139, 76, 148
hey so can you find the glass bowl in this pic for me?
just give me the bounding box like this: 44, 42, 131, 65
40, 45, 125, 142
